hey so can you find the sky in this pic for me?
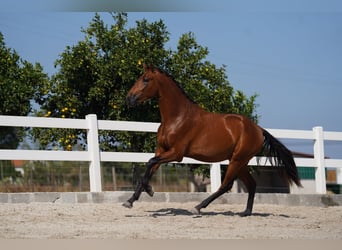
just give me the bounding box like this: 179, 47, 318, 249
0, 0, 341, 157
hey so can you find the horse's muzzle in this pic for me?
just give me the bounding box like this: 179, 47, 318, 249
126, 94, 139, 107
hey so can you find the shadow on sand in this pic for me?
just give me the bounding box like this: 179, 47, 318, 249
145, 208, 290, 218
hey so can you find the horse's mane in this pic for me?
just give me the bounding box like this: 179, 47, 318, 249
154, 67, 197, 104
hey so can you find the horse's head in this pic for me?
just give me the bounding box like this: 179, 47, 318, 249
126, 64, 160, 107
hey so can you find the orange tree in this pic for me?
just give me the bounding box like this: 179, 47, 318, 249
32, 13, 258, 157
0, 32, 48, 182
0, 32, 48, 149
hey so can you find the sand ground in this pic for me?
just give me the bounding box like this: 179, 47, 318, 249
1, 202, 342, 239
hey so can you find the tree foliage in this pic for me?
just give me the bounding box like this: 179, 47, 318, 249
0, 32, 48, 149
32, 13, 258, 154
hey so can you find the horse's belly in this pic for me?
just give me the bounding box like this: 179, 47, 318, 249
187, 153, 229, 163
186, 138, 234, 163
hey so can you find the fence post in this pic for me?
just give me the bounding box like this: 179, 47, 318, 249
86, 114, 102, 192
210, 163, 221, 193
313, 126, 326, 194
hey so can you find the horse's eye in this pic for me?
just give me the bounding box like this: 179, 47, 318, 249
143, 77, 149, 85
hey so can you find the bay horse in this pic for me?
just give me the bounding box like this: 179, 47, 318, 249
123, 64, 302, 216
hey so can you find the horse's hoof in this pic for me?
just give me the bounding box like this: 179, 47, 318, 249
145, 185, 154, 197
239, 210, 252, 217
122, 201, 133, 209
147, 190, 154, 197
191, 207, 201, 215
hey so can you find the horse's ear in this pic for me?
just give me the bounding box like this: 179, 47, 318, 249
143, 63, 156, 72
143, 63, 148, 72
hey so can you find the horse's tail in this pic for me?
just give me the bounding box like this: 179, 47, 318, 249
262, 129, 302, 187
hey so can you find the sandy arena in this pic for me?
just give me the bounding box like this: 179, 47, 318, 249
1, 201, 342, 239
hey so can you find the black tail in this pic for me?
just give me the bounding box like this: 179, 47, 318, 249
262, 129, 302, 187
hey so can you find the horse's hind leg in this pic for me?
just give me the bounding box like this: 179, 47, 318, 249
237, 165, 256, 216
192, 159, 245, 214
192, 179, 234, 215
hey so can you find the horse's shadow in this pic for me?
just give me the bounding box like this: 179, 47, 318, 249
146, 208, 283, 218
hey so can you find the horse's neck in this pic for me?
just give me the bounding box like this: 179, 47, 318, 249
158, 78, 196, 123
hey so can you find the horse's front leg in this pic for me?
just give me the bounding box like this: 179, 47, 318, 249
122, 156, 160, 208
141, 157, 161, 197
123, 147, 183, 208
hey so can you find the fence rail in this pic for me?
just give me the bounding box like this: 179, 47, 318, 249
1, 114, 342, 193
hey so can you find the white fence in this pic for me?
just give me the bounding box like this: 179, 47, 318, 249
1, 114, 342, 193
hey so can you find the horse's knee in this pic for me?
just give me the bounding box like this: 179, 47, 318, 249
147, 156, 161, 167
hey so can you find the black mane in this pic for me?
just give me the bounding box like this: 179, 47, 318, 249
155, 67, 197, 104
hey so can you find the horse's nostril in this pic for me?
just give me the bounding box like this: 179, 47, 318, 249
126, 94, 138, 107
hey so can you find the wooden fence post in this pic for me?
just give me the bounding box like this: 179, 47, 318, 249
313, 126, 326, 194
86, 114, 102, 192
